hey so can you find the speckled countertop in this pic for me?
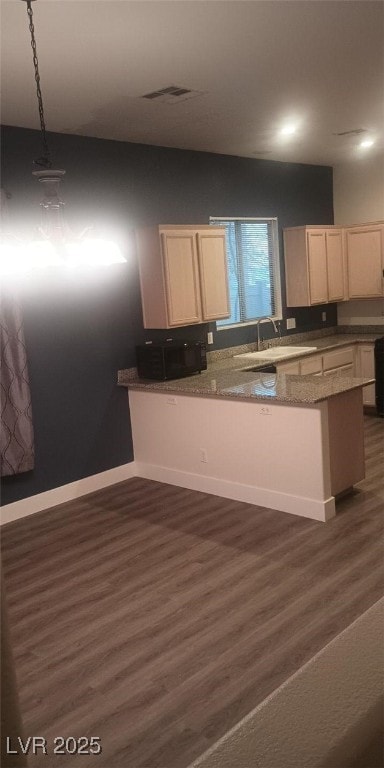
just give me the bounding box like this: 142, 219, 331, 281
118, 332, 380, 405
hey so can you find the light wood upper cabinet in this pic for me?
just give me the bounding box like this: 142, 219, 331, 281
325, 230, 345, 302
344, 223, 384, 299
136, 225, 230, 328
161, 231, 202, 326
284, 226, 345, 307
197, 230, 230, 321
307, 231, 328, 304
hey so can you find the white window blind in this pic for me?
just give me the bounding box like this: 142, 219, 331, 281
210, 217, 282, 328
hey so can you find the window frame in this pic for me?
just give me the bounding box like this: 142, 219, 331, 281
210, 216, 283, 330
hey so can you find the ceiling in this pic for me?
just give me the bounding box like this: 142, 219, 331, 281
1, 0, 383, 167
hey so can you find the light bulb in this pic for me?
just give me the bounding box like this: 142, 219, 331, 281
64, 239, 125, 268
280, 124, 297, 136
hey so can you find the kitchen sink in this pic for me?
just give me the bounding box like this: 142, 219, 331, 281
234, 345, 317, 361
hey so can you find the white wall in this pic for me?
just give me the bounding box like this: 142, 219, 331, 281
333, 152, 384, 326
129, 388, 338, 521
333, 153, 384, 225
337, 298, 384, 327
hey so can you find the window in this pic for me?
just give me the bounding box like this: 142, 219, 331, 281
210, 217, 282, 328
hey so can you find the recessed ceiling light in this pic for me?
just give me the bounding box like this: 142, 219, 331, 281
359, 138, 374, 148
280, 124, 297, 136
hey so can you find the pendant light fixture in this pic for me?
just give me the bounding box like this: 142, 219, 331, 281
0, 0, 126, 274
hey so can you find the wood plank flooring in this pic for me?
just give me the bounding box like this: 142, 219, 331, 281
1, 415, 383, 768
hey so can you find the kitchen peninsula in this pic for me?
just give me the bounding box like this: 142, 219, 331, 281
119, 334, 377, 523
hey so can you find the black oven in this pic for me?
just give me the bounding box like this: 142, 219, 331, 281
136, 340, 207, 380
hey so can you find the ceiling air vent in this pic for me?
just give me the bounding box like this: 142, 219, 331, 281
333, 128, 367, 136
141, 85, 203, 104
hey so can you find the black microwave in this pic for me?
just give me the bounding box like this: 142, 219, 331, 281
136, 340, 207, 380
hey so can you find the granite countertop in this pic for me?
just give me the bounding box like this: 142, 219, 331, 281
209, 332, 383, 368
118, 331, 379, 405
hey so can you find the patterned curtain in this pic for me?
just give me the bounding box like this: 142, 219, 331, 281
0, 290, 35, 477
1, 188, 35, 477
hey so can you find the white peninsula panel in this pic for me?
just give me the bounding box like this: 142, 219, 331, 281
128, 387, 365, 523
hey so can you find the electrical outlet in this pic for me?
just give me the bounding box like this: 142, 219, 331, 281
166, 396, 177, 405
322, 312, 327, 322
200, 448, 208, 463
207, 331, 214, 345
286, 318, 296, 330
260, 405, 272, 416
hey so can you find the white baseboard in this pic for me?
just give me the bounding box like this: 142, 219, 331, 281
1, 459, 336, 526
135, 462, 336, 522
0, 462, 139, 525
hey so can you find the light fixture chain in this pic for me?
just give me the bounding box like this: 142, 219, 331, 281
25, 0, 51, 167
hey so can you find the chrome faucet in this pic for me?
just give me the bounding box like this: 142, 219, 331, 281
255, 317, 279, 351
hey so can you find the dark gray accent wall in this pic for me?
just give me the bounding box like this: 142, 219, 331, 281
0, 126, 335, 504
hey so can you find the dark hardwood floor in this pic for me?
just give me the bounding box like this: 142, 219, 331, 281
1, 415, 383, 768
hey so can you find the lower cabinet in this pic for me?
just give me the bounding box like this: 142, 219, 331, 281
323, 364, 355, 377
300, 356, 323, 375
278, 346, 359, 381
356, 344, 376, 406
322, 346, 355, 373
277, 360, 301, 374
277, 343, 376, 407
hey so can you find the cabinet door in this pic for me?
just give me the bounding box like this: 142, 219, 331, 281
362, 383, 376, 406
277, 360, 301, 374
300, 355, 323, 375
323, 346, 354, 372
359, 344, 376, 405
323, 364, 354, 377
326, 230, 345, 301
307, 232, 328, 304
346, 226, 383, 298
197, 231, 230, 321
161, 232, 202, 326
283, 228, 310, 307
362, 382, 376, 406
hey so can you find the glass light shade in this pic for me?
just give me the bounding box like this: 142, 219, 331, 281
64, 238, 126, 267
1, 171, 126, 274
0, 238, 64, 274
0, 241, 24, 274
0, 237, 125, 274
2, 1, 128, 278
27, 240, 65, 268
